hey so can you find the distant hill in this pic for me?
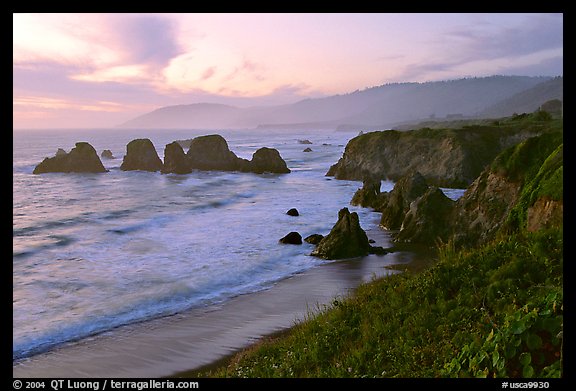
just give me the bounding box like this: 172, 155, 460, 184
479, 76, 563, 118
118, 76, 557, 130
120, 103, 242, 129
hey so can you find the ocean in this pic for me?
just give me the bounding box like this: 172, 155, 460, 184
13, 128, 464, 366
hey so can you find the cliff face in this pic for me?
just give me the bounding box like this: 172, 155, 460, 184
349, 125, 563, 247
327, 116, 562, 188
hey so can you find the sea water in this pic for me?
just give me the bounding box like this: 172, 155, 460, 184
13, 128, 464, 362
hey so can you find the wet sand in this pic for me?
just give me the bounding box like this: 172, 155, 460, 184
13, 226, 435, 378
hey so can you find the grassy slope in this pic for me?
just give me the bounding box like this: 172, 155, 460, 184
209, 229, 562, 378
202, 119, 563, 379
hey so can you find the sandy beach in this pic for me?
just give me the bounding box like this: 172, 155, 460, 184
13, 224, 434, 378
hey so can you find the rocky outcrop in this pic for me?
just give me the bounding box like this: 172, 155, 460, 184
379, 132, 563, 246
304, 234, 324, 245
162, 142, 192, 174
56, 148, 67, 157
179, 135, 290, 175
395, 187, 455, 243
33, 142, 108, 174
350, 176, 386, 210
527, 198, 563, 232
286, 208, 299, 216
327, 120, 560, 188
246, 147, 291, 174
101, 150, 115, 159
379, 172, 429, 230
279, 232, 302, 245
187, 134, 245, 171
303, 147, 313, 152
311, 208, 371, 260
120, 139, 163, 172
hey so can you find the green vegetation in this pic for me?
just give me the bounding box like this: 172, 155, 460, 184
195, 116, 563, 379
208, 229, 562, 378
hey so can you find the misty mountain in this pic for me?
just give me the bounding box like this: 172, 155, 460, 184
479, 76, 563, 118
119, 76, 557, 130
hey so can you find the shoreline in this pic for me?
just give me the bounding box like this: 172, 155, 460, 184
13, 222, 435, 378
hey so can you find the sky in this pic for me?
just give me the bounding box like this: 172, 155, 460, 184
13, 13, 563, 129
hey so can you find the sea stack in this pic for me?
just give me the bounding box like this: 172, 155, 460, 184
33, 142, 107, 174
311, 208, 370, 260
120, 138, 163, 172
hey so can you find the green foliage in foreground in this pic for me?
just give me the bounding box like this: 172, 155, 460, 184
209, 228, 562, 378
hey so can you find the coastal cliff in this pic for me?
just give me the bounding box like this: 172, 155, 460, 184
349, 117, 563, 247
327, 114, 561, 188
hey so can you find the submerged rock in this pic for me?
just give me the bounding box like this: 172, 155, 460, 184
120, 138, 163, 172
311, 208, 370, 260
279, 232, 303, 245
33, 142, 107, 174
303, 147, 313, 152
298, 139, 313, 144
162, 142, 192, 174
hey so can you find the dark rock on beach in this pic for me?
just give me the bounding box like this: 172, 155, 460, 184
101, 150, 115, 159
286, 208, 299, 216
162, 142, 192, 174
311, 208, 370, 260
33, 142, 108, 174
279, 232, 303, 245
120, 139, 163, 172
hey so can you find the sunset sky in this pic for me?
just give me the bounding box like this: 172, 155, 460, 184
13, 13, 563, 129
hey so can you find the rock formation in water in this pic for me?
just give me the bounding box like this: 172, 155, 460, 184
120, 138, 164, 172
162, 142, 192, 174
247, 147, 291, 174
55, 148, 67, 157
286, 208, 299, 216
33, 142, 108, 174
101, 150, 115, 159
303, 147, 313, 152
378, 171, 430, 230
187, 134, 245, 171
350, 176, 385, 209
304, 234, 324, 245
311, 208, 371, 260
166, 134, 291, 175
395, 187, 455, 243
279, 232, 303, 245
